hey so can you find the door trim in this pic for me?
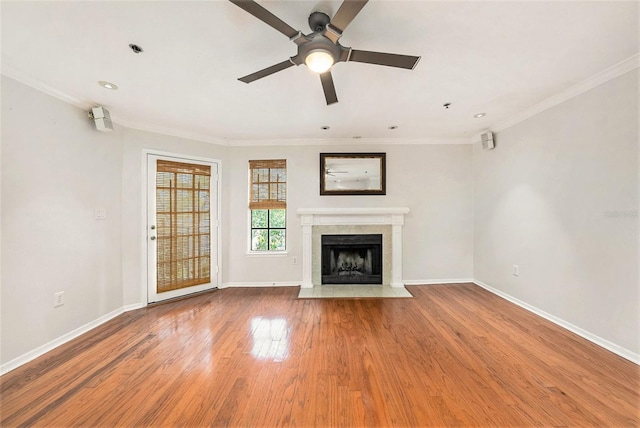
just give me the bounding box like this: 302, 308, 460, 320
142, 149, 222, 304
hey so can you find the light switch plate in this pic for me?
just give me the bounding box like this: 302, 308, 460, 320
54, 291, 64, 307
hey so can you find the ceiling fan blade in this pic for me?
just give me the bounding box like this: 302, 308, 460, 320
229, 0, 299, 39
329, 0, 369, 34
349, 50, 421, 70
238, 60, 294, 83
320, 71, 338, 105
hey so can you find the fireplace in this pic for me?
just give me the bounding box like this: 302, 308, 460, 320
321, 234, 382, 284
297, 207, 409, 288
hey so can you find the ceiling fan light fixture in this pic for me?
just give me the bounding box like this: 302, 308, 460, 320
305, 49, 334, 73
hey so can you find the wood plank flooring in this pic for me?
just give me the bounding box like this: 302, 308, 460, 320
1, 284, 638, 427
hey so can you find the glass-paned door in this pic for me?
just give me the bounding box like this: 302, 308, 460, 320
147, 154, 219, 303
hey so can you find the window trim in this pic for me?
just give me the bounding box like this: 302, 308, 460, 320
246, 209, 288, 255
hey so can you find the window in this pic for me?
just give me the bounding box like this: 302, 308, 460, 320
249, 159, 286, 251
251, 209, 286, 251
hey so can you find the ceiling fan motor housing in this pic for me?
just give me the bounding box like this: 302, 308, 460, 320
296, 32, 343, 65
308, 11, 330, 32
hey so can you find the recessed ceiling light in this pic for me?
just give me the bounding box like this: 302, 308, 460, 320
321, 126, 330, 130
388, 125, 398, 130
474, 113, 486, 118
98, 81, 118, 90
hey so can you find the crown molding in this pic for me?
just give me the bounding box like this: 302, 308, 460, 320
122, 127, 469, 147
223, 136, 470, 147
123, 121, 227, 146
1, 63, 93, 111
1, 62, 135, 132
5, 52, 637, 148
0, 64, 470, 147
480, 53, 640, 141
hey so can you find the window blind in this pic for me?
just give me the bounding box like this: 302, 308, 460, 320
156, 160, 211, 293
249, 159, 286, 210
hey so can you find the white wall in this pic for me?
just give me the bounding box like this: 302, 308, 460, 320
1, 76, 124, 364
224, 144, 474, 285
0, 76, 474, 368
5, 67, 636, 369
473, 69, 639, 355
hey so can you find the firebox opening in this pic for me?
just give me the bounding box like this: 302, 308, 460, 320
321, 234, 382, 284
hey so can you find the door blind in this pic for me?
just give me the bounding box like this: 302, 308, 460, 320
156, 160, 211, 293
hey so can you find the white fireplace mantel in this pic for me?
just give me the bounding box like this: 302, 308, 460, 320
297, 207, 410, 288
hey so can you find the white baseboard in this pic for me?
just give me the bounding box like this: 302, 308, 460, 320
473, 279, 640, 365
1, 307, 122, 375
6, 279, 635, 375
403, 278, 474, 285
1, 303, 145, 375
221, 280, 477, 288
123, 303, 146, 312
220, 281, 300, 288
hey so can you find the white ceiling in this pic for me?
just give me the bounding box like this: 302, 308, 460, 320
1, 1, 638, 145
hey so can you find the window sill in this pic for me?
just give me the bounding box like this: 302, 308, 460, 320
246, 251, 288, 257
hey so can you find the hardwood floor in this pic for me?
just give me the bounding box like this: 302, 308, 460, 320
1, 284, 638, 427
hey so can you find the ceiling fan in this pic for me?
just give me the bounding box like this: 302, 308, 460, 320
229, 0, 421, 105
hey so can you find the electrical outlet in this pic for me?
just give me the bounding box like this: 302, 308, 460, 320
292, 256, 297, 265
512, 265, 519, 277
54, 291, 65, 307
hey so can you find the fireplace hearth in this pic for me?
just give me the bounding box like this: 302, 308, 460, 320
321, 234, 382, 284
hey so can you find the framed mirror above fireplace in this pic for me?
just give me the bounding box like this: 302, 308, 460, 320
320, 153, 386, 195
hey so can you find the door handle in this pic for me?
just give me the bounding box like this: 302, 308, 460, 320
150, 236, 156, 240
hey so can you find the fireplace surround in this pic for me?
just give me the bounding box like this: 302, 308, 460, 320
297, 207, 409, 288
